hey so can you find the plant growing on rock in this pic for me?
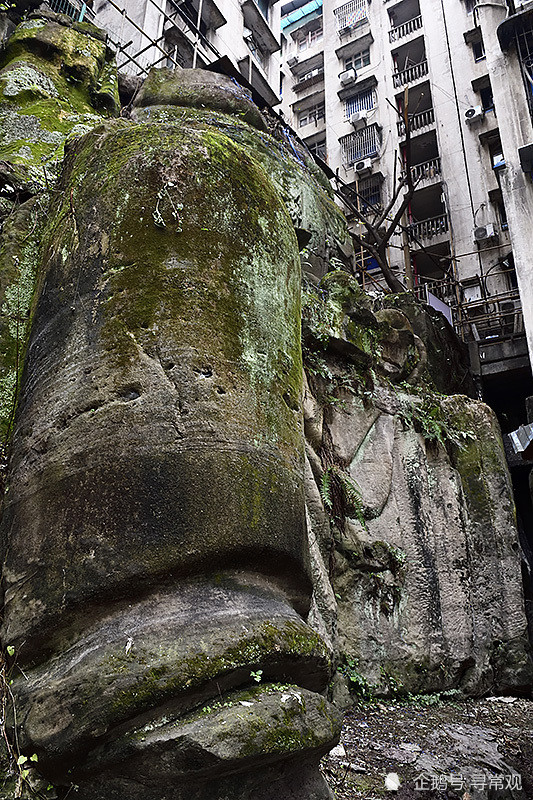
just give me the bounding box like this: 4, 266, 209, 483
320, 464, 366, 530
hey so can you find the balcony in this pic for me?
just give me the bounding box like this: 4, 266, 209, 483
293, 67, 325, 92
397, 107, 434, 136
408, 213, 448, 242
340, 123, 381, 164
392, 60, 428, 88
411, 156, 442, 184
389, 14, 422, 42
334, 0, 369, 34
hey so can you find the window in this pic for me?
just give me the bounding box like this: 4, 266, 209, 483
497, 200, 508, 231
479, 84, 494, 112
299, 102, 325, 127
297, 26, 323, 51
488, 137, 505, 169
307, 138, 327, 160
344, 48, 370, 71
501, 253, 517, 289
464, 0, 474, 14
344, 88, 376, 118
255, 0, 269, 21
472, 38, 485, 61
246, 33, 268, 70
359, 175, 382, 212
515, 18, 533, 120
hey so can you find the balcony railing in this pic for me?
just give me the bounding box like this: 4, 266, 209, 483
340, 123, 381, 164
393, 60, 428, 88
411, 157, 442, 183
334, 0, 369, 33
408, 213, 448, 241
293, 69, 325, 91
411, 274, 523, 343
397, 107, 434, 136
389, 15, 423, 43
458, 291, 523, 340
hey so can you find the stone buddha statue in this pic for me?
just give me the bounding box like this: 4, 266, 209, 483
0, 24, 344, 798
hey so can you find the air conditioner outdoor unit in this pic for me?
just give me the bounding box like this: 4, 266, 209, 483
465, 105, 484, 124
287, 55, 299, 67
355, 158, 372, 175
339, 67, 357, 86
473, 222, 496, 242
350, 110, 368, 129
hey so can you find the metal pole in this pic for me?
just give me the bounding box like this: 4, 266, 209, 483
192, 0, 205, 68
104, 0, 182, 71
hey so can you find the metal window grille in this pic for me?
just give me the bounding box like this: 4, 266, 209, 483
340, 124, 380, 163
246, 34, 269, 71
358, 175, 382, 212
334, 0, 368, 32
344, 88, 375, 118
48, 0, 93, 21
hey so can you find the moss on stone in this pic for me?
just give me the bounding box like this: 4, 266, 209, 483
108, 617, 331, 721
0, 195, 47, 439
0, 15, 118, 186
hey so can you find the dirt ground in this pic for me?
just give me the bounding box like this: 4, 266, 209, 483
321, 696, 533, 800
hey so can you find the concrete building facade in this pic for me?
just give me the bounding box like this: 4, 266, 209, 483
76, 0, 283, 105
280, 0, 533, 417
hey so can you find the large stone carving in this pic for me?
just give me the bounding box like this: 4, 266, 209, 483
0, 12, 532, 800
0, 31, 344, 800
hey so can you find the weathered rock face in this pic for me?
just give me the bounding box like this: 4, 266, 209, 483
132, 69, 352, 282
0, 11, 118, 186
0, 12, 118, 440
302, 274, 533, 700
0, 63, 344, 798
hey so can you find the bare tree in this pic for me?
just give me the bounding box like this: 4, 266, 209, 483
334, 88, 417, 293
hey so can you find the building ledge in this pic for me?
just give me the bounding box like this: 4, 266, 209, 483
335, 29, 373, 57
337, 73, 376, 100
241, 0, 280, 53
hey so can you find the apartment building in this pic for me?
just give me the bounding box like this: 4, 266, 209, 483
47, 0, 282, 105
281, 0, 533, 417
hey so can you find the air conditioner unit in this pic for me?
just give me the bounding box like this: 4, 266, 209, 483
350, 110, 368, 129
473, 222, 496, 242
355, 158, 372, 175
465, 105, 484, 124
287, 55, 299, 67
339, 67, 357, 86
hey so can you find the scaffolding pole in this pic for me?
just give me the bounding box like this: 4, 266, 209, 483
103, 0, 182, 71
